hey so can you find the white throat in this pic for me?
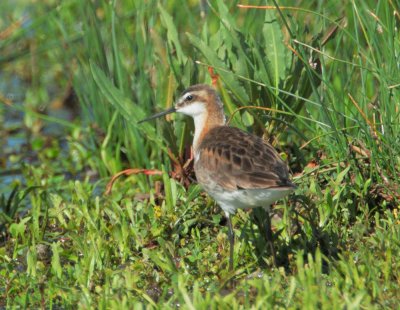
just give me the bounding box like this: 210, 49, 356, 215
191, 112, 207, 151
176, 102, 207, 152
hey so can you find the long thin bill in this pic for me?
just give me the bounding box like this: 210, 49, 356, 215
138, 107, 176, 124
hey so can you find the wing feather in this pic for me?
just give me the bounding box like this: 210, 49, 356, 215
194, 126, 295, 191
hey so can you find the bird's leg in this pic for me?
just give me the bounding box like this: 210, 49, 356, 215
225, 211, 234, 271
264, 208, 277, 267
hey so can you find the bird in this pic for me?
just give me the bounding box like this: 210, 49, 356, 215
139, 84, 296, 270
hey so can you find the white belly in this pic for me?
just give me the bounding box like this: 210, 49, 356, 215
206, 187, 294, 215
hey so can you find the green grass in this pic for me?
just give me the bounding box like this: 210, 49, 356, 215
1, 0, 399, 308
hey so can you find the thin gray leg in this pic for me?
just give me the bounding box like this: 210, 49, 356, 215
264, 209, 277, 267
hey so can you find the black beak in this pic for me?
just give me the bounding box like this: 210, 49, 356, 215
138, 107, 176, 124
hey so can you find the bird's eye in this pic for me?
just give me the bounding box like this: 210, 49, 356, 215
185, 94, 193, 101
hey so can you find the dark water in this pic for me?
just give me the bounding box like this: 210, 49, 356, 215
0, 73, 27, 192
0, 72, 75, 196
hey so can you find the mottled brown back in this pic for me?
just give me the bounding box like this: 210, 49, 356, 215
194, 126, 295, 191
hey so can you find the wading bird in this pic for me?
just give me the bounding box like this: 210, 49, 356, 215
139, 84, 296, 270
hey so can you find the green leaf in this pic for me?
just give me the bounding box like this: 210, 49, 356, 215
89, 60, 136, 122
90, 61, 169, 154
263, 10, 289, 94
159, 4, 187, 64
142, 247, 176, 273
162, 166, 173, 212
335, 165, 351, 185
9, 217, 31, 238
241, 110, 254, 127
51, 242, 62, 278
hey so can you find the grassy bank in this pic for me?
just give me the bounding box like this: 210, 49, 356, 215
1, 0, 399, 308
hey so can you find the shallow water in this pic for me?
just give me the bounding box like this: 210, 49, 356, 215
0, 72, 75, 197
0, 73, 27, 193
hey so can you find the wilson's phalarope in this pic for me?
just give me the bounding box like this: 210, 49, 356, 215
139, 84, 296, 270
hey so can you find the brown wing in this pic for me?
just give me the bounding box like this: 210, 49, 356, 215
194, 126, 295, 191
